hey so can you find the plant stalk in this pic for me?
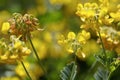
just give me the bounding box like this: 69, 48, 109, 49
28, 35, 46, 76
21, 61, 32, 80
98, 31, 107, 60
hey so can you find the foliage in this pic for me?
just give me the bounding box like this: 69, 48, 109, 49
60, 61, 77, 80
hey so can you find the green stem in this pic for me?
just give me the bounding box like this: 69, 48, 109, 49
98, 31, 107, 60
21, 61, 32, 80
28, 35, 46, 76
107, 72, 112, 80
28, 36, 40, 62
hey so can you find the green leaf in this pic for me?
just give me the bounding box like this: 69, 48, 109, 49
60, 61, 77, 80
94, 67, 109, 80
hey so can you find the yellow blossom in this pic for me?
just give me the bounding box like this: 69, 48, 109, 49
22, 47, 31, 55
77, 36, 86, 44
67, 47, 74, 53
1, 22, 10, 34
76, 48, 86, 60
77, 3, 83, 11
67, 32, 76, 40
76, 3, 98, 19
99, 7, 108, 18
10, 54, 18, 59
110, 12, 120, 21
24, 49, 31, 55
0, 55, 8, 60
57, 34, 67, 45
81, 30, 90, 40
99, 15, 114, 25
77, 30, 90, 44
14, 41, 22, 49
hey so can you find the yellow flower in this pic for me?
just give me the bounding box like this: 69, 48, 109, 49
22, 47, 31, 55
99, 7, 108, 18
110, 12, 120, 21
1, 22, 10, 34
24, 48, 31, 55
76, 3, 98, 19
0, 55, 8, 60
14, 41, 22, 49
78, 36, 86, 44
67, 32, 76, 40
10, 54, 18, 59
81, 30, 90, 40
99, 15, 114, 25
77, 3, 83, 11
76, 48, 86, 60
67, 46, 74, 53
77, 30, 90, 44
57, 34, 67, 45
84, 3, 91, 8
91, 3, 98, 9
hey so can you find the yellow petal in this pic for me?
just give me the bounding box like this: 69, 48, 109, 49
67, 32, 76, 40
10, 55, 18, 59
1, 55, 8, 60
14, 41, 22, 49
1, 22, 10, 34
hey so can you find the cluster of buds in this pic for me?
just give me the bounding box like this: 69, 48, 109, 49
4, 13, 41, 41
0, 35, 31, 63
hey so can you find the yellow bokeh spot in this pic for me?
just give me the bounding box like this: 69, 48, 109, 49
0, 76, 20, 80
43, 32, 52, 43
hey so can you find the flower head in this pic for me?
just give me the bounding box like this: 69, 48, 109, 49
8, 13, 41, 41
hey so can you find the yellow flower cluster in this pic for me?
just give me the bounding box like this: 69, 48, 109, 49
76, 0, 120, 55
0, 35, 31, 63
98, 27, 120, 53
76, 3, 98, 19
76, 0, 120, 30
58, 30, 91, 58
7, 13, 41, 41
